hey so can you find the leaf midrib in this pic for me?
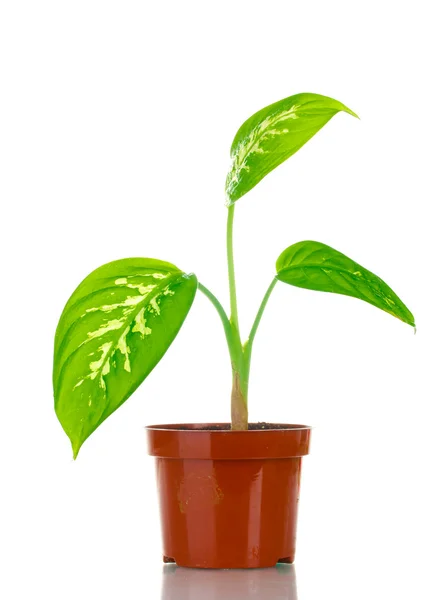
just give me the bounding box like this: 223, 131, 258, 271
230, 105, 301, 179
277, 264, 391, 303
54, 272, 181, 398
277, 261, 409, 318
54, 270, 178, 372
278, 263, 368, 280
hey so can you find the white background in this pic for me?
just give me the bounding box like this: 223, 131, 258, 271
1, 1, 440, 598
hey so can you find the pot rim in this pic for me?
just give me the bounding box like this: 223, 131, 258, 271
145, 422, 312, 431
146, 423, 312, 459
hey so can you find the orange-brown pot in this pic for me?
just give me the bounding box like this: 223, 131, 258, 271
146, 423, 311, 569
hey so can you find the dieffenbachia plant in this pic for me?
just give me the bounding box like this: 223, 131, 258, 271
53, 92, 415, 458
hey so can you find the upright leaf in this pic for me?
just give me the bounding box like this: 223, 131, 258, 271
225, 93, 358, 204
53, 258, 197, 458
276, 241, 414, 326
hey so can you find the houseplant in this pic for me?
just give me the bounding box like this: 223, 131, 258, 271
53, 92, 414, 568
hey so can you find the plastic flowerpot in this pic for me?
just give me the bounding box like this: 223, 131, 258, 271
146, 423, 311, 569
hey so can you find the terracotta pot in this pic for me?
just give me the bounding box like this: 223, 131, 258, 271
146, 423, 311, 569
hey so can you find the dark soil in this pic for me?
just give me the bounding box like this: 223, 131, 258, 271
176, 423, 302, 431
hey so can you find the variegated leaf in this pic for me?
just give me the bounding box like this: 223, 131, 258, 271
53, 258, 197, 458
226, 92, 358, 204
276, 241, 415, 327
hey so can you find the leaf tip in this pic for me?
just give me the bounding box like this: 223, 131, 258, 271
344, 106, 360, 120
399, 311, 415, 330
71, 440, 81, 460
404, 308, 416, 330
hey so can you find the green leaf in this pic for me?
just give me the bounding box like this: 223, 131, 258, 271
53, 258, 197, 458
225, 92, 358, 204
276, 241, 414, 327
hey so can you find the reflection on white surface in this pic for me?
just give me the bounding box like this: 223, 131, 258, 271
161, 564, 297, 599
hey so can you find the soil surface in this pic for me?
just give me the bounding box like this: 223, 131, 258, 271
177, 423, 301, 431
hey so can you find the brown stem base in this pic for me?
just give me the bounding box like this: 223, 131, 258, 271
231, 371, 248, 430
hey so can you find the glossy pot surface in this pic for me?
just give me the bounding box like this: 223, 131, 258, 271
146, 423, 311, 569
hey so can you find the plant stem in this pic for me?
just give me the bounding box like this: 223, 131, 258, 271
242, 278, 278, 389
204, 205, 277, 431
231, 370, 248, 430
197, 282, 237, 360
227, 204, 240, 336
245, 278, 278, 356
226, 204, 248, 430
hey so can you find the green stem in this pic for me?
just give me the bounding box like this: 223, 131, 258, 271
227, 204, 240, 335
243, 278, 278, 382
197, 282, 237, 360
200, 208, 276, 431
246, 278, 278, 355
226, 203, 248, 430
